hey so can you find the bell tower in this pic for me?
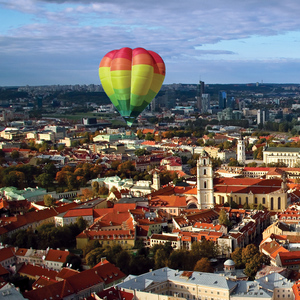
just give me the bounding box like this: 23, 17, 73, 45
197, 150, 214, 209
152, 171, 160, 191
237, 136, 246, 165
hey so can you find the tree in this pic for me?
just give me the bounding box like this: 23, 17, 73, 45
218, 209, 231, 227
81, 188, 94, 201
86, 247, 105, 268
43, 194, 55, 207
191, 239, 219, 260
36, 173, 53, 188
76, 216, 88, 232
228, 158, 239, 166
116, 250, 131, 274
91, 181, 100, 195
243, 202, 250, 209
135, 148, 150, 156
168, 249, 192, 270
257, 203, 264, 210
242, 244, 259, 266
231, 247, 244, 268
247, 162, 257, 167
10, 150, 20, 159
63, 254, 82, 270
230, 201, 239, 209
154, 248, 168, 269
98, 186, 109, 196
3, 171, 25, 189
194, 257, 213, 273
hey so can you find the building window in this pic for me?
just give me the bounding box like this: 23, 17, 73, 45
204, 169, 206, 175
246, 197, 248, 204
239, 197, 241, 205
255, 197, 257, 204
204, 181, 207, 189
203, 159, 206, 165
278, 197, 281, 210
263, 197, 265, 204
271, 197, 274, 210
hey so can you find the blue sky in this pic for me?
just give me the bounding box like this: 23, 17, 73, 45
2, 0, 300, 86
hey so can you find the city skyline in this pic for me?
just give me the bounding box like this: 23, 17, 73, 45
2, 0, 300, 86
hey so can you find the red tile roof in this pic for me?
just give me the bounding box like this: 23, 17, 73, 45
64, 208, 93, 217
24, 261, 125, 300
18, 263, 59, 280
95, 287, 134, 300
44, 249, 70, 263
278, 251, 300, 266
0, 247, 15, 262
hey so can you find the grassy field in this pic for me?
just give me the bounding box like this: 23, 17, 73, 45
44, 112, 135, 127
43, 112, 97, 120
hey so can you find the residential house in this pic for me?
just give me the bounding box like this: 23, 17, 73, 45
44, 249, 70, 271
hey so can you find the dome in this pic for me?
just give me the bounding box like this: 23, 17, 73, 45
224, 259, 235, 266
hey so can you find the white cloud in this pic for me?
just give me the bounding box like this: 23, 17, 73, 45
2, 0, 300, 84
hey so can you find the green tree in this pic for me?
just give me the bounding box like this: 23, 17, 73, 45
43, 194, 55, 207
11, 150, 20, 159
191, 239, 219, 260
116, 250, 131, 274
135, 148, 151, 156
257, 203, 264, 210
231, 247, 244, 268
168, 249, 192, 270
247, 162, 257, 167
154, 248, 168, 269
228, 158, 239, 166
86, 247, 105, 268
37, 173, 53, 188
242, 244, 259, 266
63, 254, 82, 271
218, 209, 231, 227
76, 216, 88, 232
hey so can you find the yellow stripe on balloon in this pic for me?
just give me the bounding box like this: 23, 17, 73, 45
149, 73, 165, 93
131, 65, 153, 95
99, 67, 114, 96
111, 70, 131, 90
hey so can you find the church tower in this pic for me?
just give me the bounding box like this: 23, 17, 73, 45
152, 171, 160, 191
197, 150, 214, 209
237, 137, 246, 165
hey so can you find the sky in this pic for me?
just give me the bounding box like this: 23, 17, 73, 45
2, 0, 300, 86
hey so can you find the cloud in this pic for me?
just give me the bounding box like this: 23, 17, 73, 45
2, 0, 300, 84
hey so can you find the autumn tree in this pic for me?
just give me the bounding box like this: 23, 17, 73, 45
98, 186, 109, 196
218, 209, 231, 227
80, 188, 94, 201
194, 257, 213, 273
91, 181, 100, 195
44, 194, 55, 207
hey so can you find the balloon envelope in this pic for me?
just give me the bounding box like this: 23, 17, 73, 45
99, 47, 166, 126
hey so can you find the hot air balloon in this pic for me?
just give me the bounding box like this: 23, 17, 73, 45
99, 47, 166, 126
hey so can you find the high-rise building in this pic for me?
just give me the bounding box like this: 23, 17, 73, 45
196, 81, 205, 111
219, 91, 227, 109
201, 94, 210, 113
257, 108, 269, 125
